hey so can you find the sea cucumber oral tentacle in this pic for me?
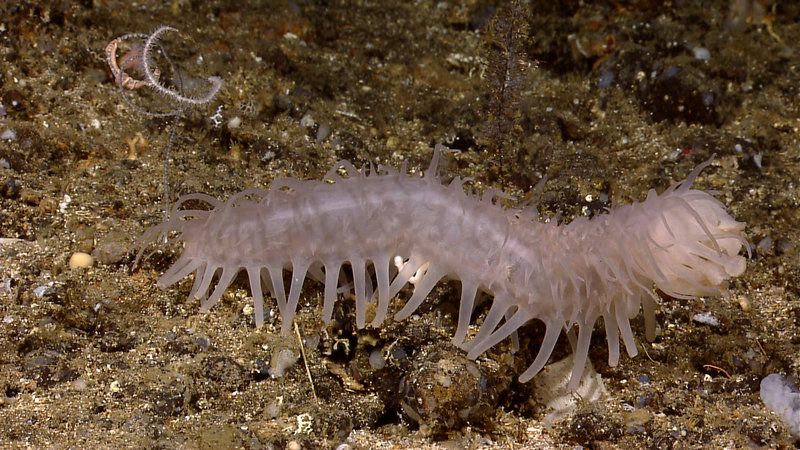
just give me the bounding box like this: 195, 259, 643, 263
135, 146, 748, 389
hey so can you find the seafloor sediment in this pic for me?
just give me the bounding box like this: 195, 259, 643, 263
0, 0, 798, 447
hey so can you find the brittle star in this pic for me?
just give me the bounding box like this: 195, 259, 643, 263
105, 35, 160, 90
106, 27, 222, 106
105, 26, 224, 223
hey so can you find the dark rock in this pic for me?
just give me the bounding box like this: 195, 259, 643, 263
202, 355, 251, 392
398, 341, 510, 434
92, 231, 129, 265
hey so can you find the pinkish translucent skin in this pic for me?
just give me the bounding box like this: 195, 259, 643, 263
136, 148, 747, 390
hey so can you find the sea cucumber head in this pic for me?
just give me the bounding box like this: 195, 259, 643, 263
646, 189, 747, 298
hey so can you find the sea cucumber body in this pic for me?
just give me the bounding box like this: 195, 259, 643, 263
137, 149, 747, 388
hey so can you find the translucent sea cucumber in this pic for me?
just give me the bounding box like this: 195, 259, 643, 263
135, 147, 748, 389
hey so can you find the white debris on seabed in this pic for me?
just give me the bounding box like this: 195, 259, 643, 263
59, 194, 71, 213
33, 282, 57, 298
753, 152, 763, 169
0, 278, 12, 295
1, 129, 16, 140
692, 312, 720, 327
269, 348, 299, 378
692, 47, 711, 60
227, 116, 242, 129
757, 236, 773, 253
295, 413, 313, 434
760, 373, 800, 439
533, 353, 609, 424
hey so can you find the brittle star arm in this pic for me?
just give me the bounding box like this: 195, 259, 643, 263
105, 35, 160, 90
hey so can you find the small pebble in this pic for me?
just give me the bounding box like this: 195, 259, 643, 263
68, 252, 94, 269
775, 237, 796, 255
757, 236, 772, 253
1, 129, 15, 140
753, 152, 763, 169
598, 70, 615, 89
316, 122, 331, 142
33, 284, 54, 298
92, 236, 127, 265
369, 349, 386, 369
196, 336, 211, 352
736, 295, 752, 312
300, 114, 315, 128
692, 47, 711, 61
